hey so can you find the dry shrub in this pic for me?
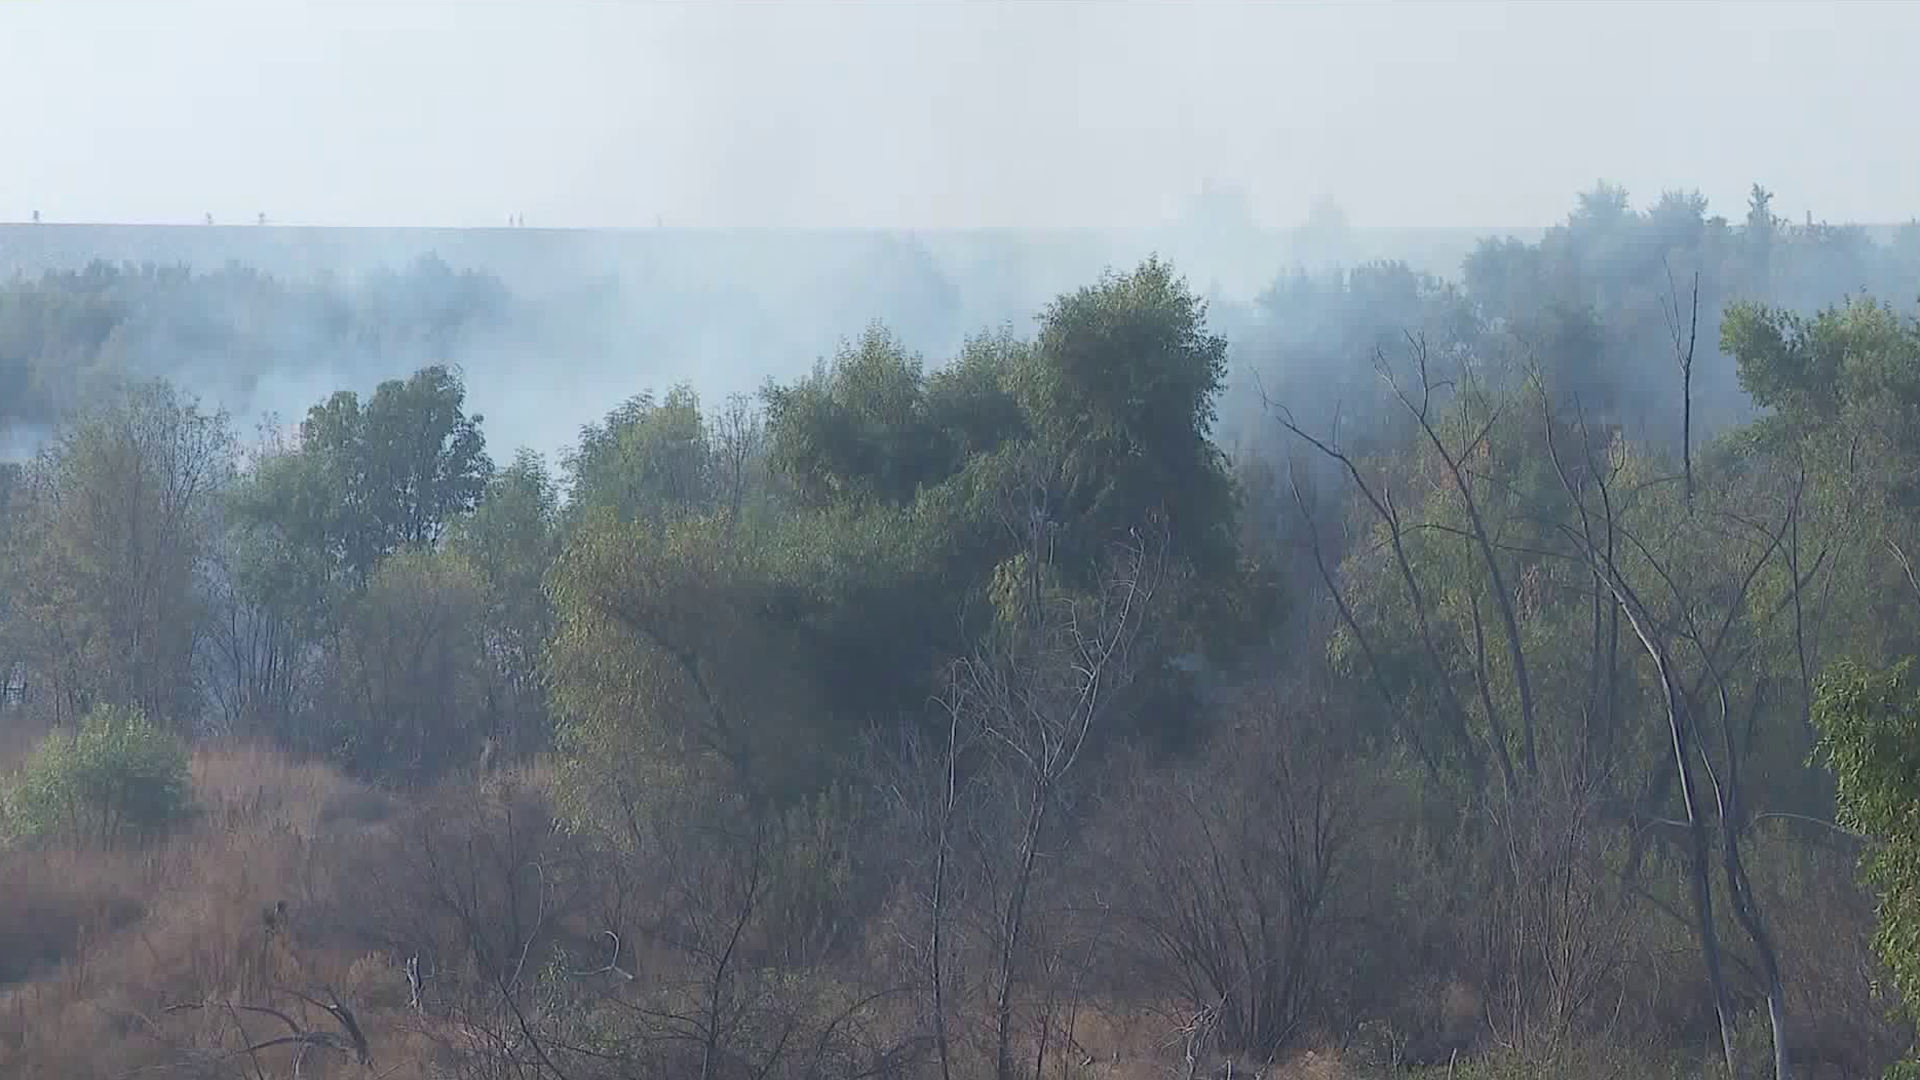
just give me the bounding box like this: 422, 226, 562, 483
1057, 1003, 1159, 1074
1464, 764, 1641, 1060
189, 738, 364, 835
345, 949, 411, 1011
1742, 821, 1907, 1078
0, 713, 50, 774
1272, 1048, 1354, 1080
0, 848, 146, 984
0, 741, 411, 1079
1093, 674, 1394, 1066
0, 728, 1881, 1080
315, 768, 573, 998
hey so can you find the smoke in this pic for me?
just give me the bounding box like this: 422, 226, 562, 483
2, 219, 1475, 473
3, 189, 1914, 486
0, 422, 53, 464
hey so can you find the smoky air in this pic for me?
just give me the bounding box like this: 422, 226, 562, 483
0, 4, 1915, 1078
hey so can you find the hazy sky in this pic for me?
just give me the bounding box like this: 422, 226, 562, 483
1, 0, 1912, 230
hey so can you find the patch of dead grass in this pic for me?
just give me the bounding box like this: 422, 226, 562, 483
0, 739, 417, 1079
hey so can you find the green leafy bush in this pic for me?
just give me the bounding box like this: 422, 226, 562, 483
2, 704, 194, 845
1815, 658, 1920, 1080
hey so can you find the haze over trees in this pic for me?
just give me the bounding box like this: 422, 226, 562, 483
7, 184, 1920, 1080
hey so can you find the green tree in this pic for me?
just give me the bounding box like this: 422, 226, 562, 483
0, 460, 18, 703
564, 384, 714, 524
449, 448, 561, 757
1724, 297, 1920, 667
1282, 333, 1820, 1071
294, 364, 492, 580
763, 324, 953, 510
1814, 659, 1920, 1080
212, 366, 494, 752
314, 546, 491, 782
547, 509, 829, 813
754, 261, 1262, 744
209, 424, 343, 736
1015, 257, 1238, 591
1, 382, 233, 728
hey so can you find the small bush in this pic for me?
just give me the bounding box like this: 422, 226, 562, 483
2, 704, 194, 845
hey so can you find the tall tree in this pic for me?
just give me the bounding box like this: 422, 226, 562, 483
1018, 256, 1238, 592
564, 384, 714, 524
295, 364, 492, 580
209, 425, 341, 736
0, 460, 19, 706
763, 325, 951, 510
449, 448, 561, 758
1, 382, 233, 728
314, 546, 490, 781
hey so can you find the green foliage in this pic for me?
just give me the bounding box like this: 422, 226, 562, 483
0, 461, 17, 676
1020, 256, 1238, 589
1725, 297, 1920, 436
315, 545, 492, 781
1814, 659, 1920, 1079
0, 381, 234, 726
923, 328, 1030, 461
547, 508, 833, 809
763, 259, 1243, 609
0, 460, 17, 517
680, 259, 1257, 756
763, 324, 957, 509
1725, 297, 1920, 667
209, 366, 495, 763
450, 448, 560, 754
18, 190, 1920, 1078
225, 432, 346, 635
2, 704, 192, 844
565, 384, 716, 524
292, 364, 493, 580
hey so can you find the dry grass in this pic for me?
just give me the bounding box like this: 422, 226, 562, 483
0, 736, 424, 1079
0, 731, 1814, 1080
190, 738, 391, 836
1034, 1002, 1372, 1080
1272, 1049, 1355, 1080
0, 848, 147, 984
0, 714, 46, 775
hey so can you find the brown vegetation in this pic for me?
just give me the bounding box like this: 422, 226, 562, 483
0, 735, 1858, 1080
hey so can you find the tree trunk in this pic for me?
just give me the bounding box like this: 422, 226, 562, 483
996, 783, 1050, 1080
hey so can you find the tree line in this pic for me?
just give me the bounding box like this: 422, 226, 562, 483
6, 184, 1920, 1078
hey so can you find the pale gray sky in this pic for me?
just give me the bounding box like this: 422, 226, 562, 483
1, 0, 1911, 230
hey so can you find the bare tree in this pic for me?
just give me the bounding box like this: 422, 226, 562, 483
1377, 338, 1541, 781
1103, 674, 1360, 1065
1541, 387, 1802, 1079
1274, 319, 1811, 1075
160, 986, 374, 1078
1271, 394, 1491, 789
875, 688, 979, 1080
712, 391, 768, 533
942, 487, 1168, 1080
